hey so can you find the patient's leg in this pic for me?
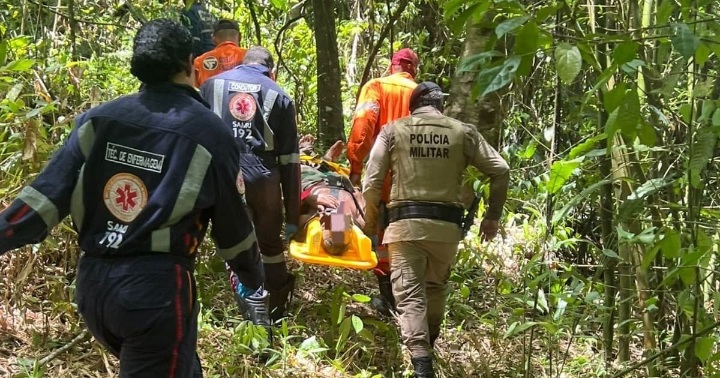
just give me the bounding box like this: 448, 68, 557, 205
323, 140, 345, 162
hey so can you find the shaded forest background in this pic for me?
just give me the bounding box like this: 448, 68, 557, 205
1, 0, 720, 377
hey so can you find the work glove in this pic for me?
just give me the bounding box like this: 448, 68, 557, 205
284, 223, 299, 243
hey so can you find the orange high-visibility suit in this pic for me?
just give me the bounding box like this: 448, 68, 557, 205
347, 71, 417, 276
193, 42, 247, 87
347, 72, 418, 177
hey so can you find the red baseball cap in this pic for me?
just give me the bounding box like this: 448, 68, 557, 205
391, 48, 419, 67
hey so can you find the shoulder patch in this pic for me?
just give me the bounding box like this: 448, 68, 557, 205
202, 56, 218, 71
103, 173, 148, 222
228, 92, 257, 122
228, 82, 262, 93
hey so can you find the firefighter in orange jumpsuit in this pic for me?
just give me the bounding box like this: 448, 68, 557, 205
346, 48, 419, 316
193, 19, 247, 88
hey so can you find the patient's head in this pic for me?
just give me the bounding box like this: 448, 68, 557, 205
319, 208, 353, 256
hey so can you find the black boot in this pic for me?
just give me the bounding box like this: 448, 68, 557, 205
411, 356, 435, 378
370, 274, 396, 317
234, 289, 273, 340
267, 273, 296, 323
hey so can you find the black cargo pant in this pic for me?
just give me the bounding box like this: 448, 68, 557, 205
76, 254, 202, 378
240, 152, 289, 290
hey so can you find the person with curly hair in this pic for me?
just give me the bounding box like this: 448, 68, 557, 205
0, 19, 267, 377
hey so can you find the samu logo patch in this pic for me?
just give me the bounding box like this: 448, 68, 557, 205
203, 56, 219, 71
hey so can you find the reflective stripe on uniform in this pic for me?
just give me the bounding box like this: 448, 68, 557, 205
355, 101, 380, 115
70, 164, 86, 231
261, 253, 285, 264
151, 228, 171, 253
217, 232, 257, 260
151, 145, 212, 253
77, 120, 95, 159
211, 79, 225, 117
165, 145, 212, 226
18, 186, 59, 228
278, 153, 299, 165
261, 89, 278, 151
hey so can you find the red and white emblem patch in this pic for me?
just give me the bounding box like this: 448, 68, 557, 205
228, 92, 257, 122
103, 173, 148, 222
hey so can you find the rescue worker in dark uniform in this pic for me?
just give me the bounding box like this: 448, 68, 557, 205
0, 19, 267, 378
181, 0, 215, 58
199, 46, 300, 323
363, 82, 510, 378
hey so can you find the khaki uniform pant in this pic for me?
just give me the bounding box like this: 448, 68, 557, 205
389, 240, 458, 358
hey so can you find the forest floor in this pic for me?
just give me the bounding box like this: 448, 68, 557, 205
0, 222, 637, 378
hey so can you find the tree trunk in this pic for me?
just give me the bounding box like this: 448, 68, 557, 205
444, 22, 502, 149
311, 0, 345, 147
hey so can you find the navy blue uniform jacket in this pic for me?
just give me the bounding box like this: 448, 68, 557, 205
0, 83, 264, 287
199, 64, 301, 226
181, 2, 215, 58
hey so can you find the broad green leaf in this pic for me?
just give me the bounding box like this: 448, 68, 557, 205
603, 249, 620, 259
0, 40, 6, 66
604, 84, 628, 113
617, 90, 641, 139
695, 337, 715, 363
3, 59, 35, 72
518, 140, 537, 160
546, 158, 583, 194
712, 109, 720, 127
476, 56, 521, 98
689, 127, 717, 188
620, 59, 645, 74
679, 103, 692, 123
697, 229, 712, 255
505, 321, 538, 338
638, 121, 657, 147
552, 179, 611, 224
554, 43, 582, 84
569, 133, 607, 159
515, 21, 540, 76
671, 23, 700, 59
457, 51, 504, 73
695, 43, 711, 66
443, 0, 471, 20
6, 83, 23, 102
351, 315, 363, 334
269, 0, 287, 10
536, 4, 561, 22
699, 100, 716, 124
604, 108, 620, 137
351, 293, 371, 303
612, 41, 638, 65
617, 226, 635, 241
628, 178, 674, 201
657, 0, 674, 25
449, 3, 485, 34
495, 16, 529, 38
679, 267, 696, 286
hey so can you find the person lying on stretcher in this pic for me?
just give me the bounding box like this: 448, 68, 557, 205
295, 134, 366, 255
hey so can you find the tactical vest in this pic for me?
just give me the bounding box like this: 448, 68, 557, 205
389, 115, 466, 206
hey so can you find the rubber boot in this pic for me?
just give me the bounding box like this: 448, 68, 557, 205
268, 273, 296, 323
411, 356, 435, 378
370, 273, 396, 317
234, 288, 273, 340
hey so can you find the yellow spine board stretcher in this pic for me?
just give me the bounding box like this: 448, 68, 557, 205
289, 218, 377, 270
289, 155, 377, 270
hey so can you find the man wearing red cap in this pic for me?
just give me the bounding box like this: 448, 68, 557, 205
193, 19, 247, 88
346, 48, 419, 316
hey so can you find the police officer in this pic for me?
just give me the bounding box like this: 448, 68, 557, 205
346, 48, 420, 316
193, 19, 247, 88
199, 46, 300, 323
362, 82, 510, 378
0, 19, 267, 378
181, 0, 215, 58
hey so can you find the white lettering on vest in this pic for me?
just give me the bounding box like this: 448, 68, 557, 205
408, 132, 450, 159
